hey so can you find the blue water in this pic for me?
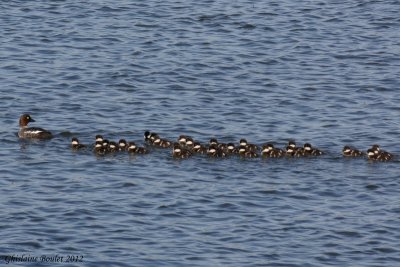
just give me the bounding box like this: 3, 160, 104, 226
1, 1, 400, 266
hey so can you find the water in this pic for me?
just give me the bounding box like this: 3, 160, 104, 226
1, 1, 400, 266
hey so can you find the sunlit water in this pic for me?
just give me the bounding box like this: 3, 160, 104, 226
1, 1, 400, 266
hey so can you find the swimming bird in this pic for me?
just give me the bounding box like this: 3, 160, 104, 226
128, 142, 148, 154
261, 143, 284, 158
238, 145, 259, 158
239, 138, 259, 152
95, 134, 104, 142
94, 141, 106, 155
342, 146, 364, 157
192, 142, 207, 154
369, 145, 393, 161
18, 114, 53, 139
207, 144, 227, 158
71, 137, 86, 150
172, 143, 192, 159
303, 143, 323, 156
118, 139, 128, 151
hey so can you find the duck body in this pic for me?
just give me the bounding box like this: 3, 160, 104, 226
239, 139, 259, 152
261, 144, 284, 158
128, 142, 149, 154
18, 114, 53, 139
108, 141, 118, 153
94, 141, 106, 155
71, 137, 86, 150
342, 146, 364, 157
303, 143, 323, 156
192, 142, 207, 154
172, 143, 192, 159
368, 145, 393, 161
118, 139, 128, 151
207, 145, 227, 158
238, 146, 259, 158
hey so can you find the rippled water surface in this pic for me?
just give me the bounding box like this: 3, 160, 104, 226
1, 1, 400, 266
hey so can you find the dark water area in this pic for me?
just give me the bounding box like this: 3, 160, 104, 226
1, 1, 400, 266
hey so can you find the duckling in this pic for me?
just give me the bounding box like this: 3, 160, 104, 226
238, 145, 259, 158
108, 141, 118, 153
153, 136, 172, 148
71, 137, 86, 150
172, 143, 192, 159
239, 138, 259, 152
95, 134, 104, 143
118, 139, 128, 151
369, 145, 393, 161
371, 144, 381, 155
177, 135, 188, 146
192, 142, 207, 154
288, 140, 297, 149
207, 144, 227, 158
225, 143, 237, 155
286, 145, 304, 157
261, 143, 284, 158
367, 148, 378, 161
342, 146, 364, 157
94, 141, 106, 155
128, 142, 148, 154
209, 138, 219, 146
102, 139, 110, 153
185, 137, 195, 150
303, 143, 323, 156
285, 145, 295, 157
208, 138, 228, 151
261, 144, 271, 157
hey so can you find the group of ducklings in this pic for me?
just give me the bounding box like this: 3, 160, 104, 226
72, 134, 149, 155
343, 145, 394, 161
170, 136, 325, 159
71, 131, 394, 161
